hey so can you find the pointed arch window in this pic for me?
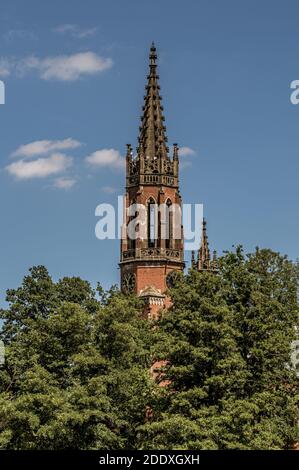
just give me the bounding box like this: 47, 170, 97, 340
165, 199, 173, 249
147, 198, 157, 248
128, 199, 136, 252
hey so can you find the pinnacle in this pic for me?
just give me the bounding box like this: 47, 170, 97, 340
197, 218, 217, 272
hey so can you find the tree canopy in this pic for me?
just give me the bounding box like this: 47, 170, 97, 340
0, 247, 298, 449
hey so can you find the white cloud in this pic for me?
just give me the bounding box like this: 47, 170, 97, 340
12, 138, 82, 158
85, 148, 124, 169
101, 185, 117, 194
1, 52, 113, 81
6, 153, 73, 180
53, 177, 77, 190
179, 146, 196, 157
53, 24, 98, 39
42, 53, 111, 81
21, 52, 112, 81
0, 59, 11, 77
180, 160, 192, 170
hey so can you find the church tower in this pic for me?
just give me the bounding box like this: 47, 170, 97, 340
120, 43, 184, 316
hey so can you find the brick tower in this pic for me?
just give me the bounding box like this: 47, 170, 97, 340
120, 43, 184, 316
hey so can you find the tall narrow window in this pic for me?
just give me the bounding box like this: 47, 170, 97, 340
128, 200, 136, 252
148, 198, 156, 248
165, 200, 173, 249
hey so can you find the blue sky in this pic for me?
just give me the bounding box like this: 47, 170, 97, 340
0, 0, 299, 306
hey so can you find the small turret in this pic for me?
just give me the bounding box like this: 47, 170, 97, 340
196, 218, 218, 273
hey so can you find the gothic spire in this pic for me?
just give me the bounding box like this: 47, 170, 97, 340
196, 219, 218, 272
126, 43, 179, 188
138, 42, 169, 161
197, 218, 210, 271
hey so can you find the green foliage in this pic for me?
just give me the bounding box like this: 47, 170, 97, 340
0, 268, 154, 449
0, 248, 298, 449
138, 248, 299, 450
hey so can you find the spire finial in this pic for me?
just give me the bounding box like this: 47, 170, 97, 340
149, 42, 157, 68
